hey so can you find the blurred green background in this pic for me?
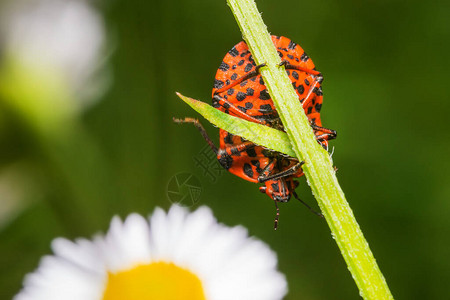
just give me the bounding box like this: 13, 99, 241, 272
1, 0, 450, 299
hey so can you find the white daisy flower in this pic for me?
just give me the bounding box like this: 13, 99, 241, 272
14, 205, 288, 300
0, 0, 111, 107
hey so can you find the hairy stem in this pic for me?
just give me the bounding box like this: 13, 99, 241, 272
226, 0, 394, 299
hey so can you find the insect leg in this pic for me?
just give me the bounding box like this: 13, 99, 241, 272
311, 123, 337, 141
217, 141, 255, 156
293, 191, 323, 218
279, 60, 322, 77
258, 161, 305, 183
279, 60, 323, 110
173, 117, 218, 154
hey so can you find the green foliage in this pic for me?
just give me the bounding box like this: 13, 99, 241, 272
0, 0, 449, 299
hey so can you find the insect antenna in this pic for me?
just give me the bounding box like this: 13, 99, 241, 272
273, 199, 280, 230
293, 191, 323, 218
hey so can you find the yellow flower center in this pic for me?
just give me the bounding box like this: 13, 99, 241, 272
102, 262, 206, 300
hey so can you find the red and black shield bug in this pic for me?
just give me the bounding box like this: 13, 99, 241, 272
175, 36, 336, 229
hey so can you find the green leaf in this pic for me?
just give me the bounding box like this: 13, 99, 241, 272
176, 92, 296, 158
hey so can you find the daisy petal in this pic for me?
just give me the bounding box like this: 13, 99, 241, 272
15, 205, 288, 300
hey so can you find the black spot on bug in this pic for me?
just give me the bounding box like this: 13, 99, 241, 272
286, 70, 290, 76
292, 71, 299, 80
271, 182, 279, 192
259, 77, 265, 85
226, 79, 230, 86
262, 149, 273, 157
246, 88, 254, 96
219, 62, 230, 71
244, 63, 253, 72
313, 87, 323, 96
236, 91, 247, 101
223, 95, 228, 100
248, 55, 254, 63
297, 84, 305, 94
227, 88, 234, 95
231, 73, 238, 80
214, 79, 224, 89
277, 51, 283, 58
256, 167, 263, 174
287, 54, 294, 59
247, 148, 257, 158
251, 159, 260, 167
274, 35, 281, 40
229, 47, 239, 57
218, 153, 233, 170
288, 40, 297, 49
300, 52, 309, 62
240, 51, 248, 57
280, 47, 288, 52
295, 57, 300, 62
292, 82, 297, 89
259, 104, 272, 113
304, 78, 310, 86
243, 163, 254, 178
253, 115, 266, 122
312, 98, 316, 105
315, 103, 322, 112
307, 106, 313, 114
212, 98, 220, 108
251, 77, 257, 82
224, 133, 233, 144
232, 65, 237, 70
245, 102, 253, 109
237, 105, 247, 113
231, 147, 241, 156
222, 102, 230, 109
238, 60, 245, 66
240, 80, 248, 87
259, 89, 270, 100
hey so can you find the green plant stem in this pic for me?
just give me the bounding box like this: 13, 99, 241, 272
226, 0, 394, 299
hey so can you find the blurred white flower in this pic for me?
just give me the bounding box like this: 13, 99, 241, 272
0, 0, 111, 108
14, 205, 288, 300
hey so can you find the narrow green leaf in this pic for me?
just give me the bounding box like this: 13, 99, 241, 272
176, 92, 296, 158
